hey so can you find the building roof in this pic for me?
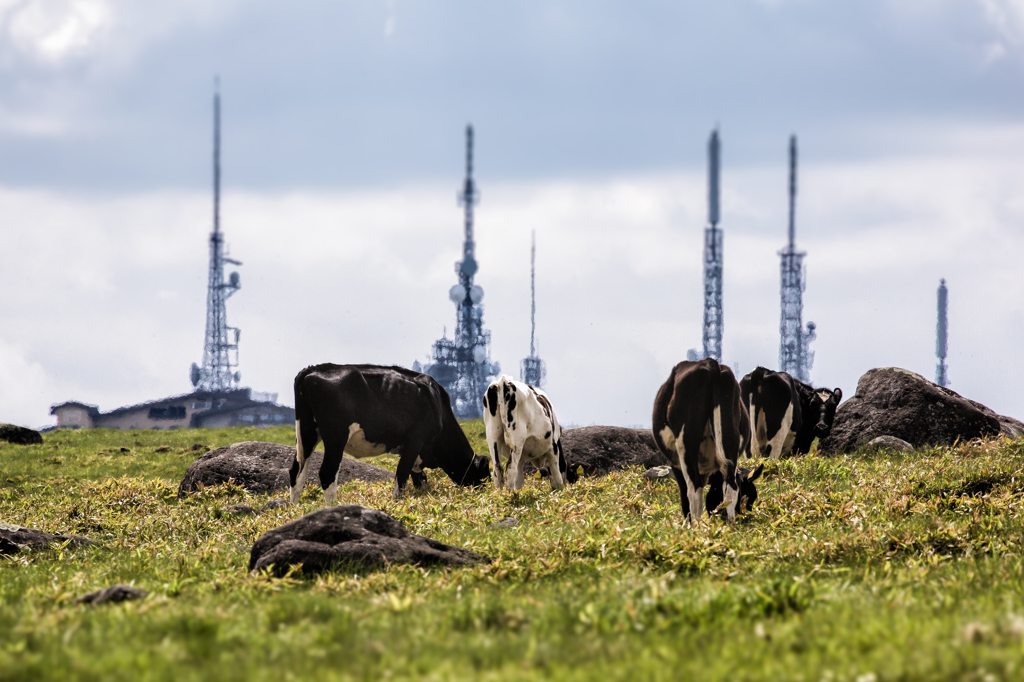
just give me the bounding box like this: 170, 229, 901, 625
50, 401, 101, 417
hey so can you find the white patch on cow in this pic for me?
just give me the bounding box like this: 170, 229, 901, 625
671, 425, 703, 526
816, 389, 832, 403
659, 425, 676, 452
324, 480, 339, 506
752, 397, 769, 457
411, 455, 423, 474
343, 422, 387, 459
766, 402, 795, 460
290, 418, 312, 505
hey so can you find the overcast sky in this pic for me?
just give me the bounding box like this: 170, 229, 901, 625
1, 0, 1023, 429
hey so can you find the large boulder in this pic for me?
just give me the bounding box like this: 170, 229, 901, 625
0, 424, 43, 445
177, 441, 393, 498
249, 505, 489, 576
562, 425, 665, 476
820, 367, 1023, 455
0, 521, 94, 555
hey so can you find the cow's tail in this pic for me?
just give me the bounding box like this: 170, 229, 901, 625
293, 370, 319, 467
747, 366, 766, 458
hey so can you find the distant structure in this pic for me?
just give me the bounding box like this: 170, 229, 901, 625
49, 81, 293, 432
936, 278, 949, 387
420, 125, 499, 418
699, 128, 724, 362
190, 81, 242, 392
520, 231, 545, 387
778, 135, 816, 383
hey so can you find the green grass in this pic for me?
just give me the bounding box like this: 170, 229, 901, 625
3, 425, 1024, 681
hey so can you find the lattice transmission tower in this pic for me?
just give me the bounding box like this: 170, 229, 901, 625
778, 135, 815, 382
936, 278, 949, 387
520, 230, 546, 387
423, 125, 499, 418
190, 81, 242, 392
700, 128, 724, 362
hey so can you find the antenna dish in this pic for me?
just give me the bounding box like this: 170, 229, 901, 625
449, 284, 467, 304
469, 285, 484, 304
473, 346, 486, 364
233, 371, 241, 383
460, 256, 478, 277
190, 362, 201, 387
229, 271, 240, 287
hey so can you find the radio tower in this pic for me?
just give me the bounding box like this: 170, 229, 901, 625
190, 80, 242, 392
423, 125, 498, 418
520, 230, 546, 387
936, 278, 949, 387
700, 128, 724, 362
778, 135, 815, 382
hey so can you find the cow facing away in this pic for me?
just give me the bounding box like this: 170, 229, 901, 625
289, 364, 490, 506
740, 366, 842, 459
705, 465, 764, 518
482, 375, 567, 491
652, 358, 751, 524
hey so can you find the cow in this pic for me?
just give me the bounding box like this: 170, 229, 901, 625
482, 375, 568, 491
289, 364, 491, 506
652, 358, 751, 524
705, 465, 764, 519
739, 366, 842, 459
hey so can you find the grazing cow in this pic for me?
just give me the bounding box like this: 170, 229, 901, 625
289, 364, 491, 505
705, 465, 764, 518
652, 358, 751, 524
740, 367, 842, 459
482, 375, 567, 491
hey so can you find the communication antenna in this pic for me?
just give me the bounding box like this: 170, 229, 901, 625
520, 230, 546, 387
700, 128, 724, 362
936, 278, 949, 387
190, 78, 242, 392
422, 125, 498, 417
778, 135, 815, 382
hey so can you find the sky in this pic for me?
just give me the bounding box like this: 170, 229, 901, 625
1, 0, 1023, 429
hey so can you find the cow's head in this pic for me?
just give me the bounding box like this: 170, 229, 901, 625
706, 464, 764, 517
809, 387, 843, 439
459, 454, 492, 487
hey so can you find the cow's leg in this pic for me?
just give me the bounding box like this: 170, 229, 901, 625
488, 439, 507, 490
394, 448, 423, 497
319, 445, 345, 506
410, 456, 429, 491
507, 445, 526, 491
673, 425, 705, 526
545, 444, 565, 491
289, 418, 321, 505
720, 460, 740, 523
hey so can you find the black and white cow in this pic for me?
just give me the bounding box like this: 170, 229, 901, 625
652, 358, 752, 524
705, 465, 764, 518
739, 366, 842, 459
482, 375, 568, 491
289, 364, 491, 505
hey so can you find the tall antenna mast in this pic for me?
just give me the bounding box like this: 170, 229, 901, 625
936, 278, 949, 387
700, 128, 724, 362
520, 230, 545, 387
191, 79, 242, 392
778, 135, 815, 382
422, 125, 499, 416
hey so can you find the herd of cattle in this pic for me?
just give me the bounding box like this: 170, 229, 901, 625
287, 360, 843, 524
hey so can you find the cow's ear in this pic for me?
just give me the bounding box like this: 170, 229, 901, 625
833, 388, 843, 403
749, 464, 764, 482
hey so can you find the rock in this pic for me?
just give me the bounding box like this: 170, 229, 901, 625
249, 505, 489, 576
967, 399, 1024, 440
866, 435, 914, 453
224, 504, 258, 516
0, 424, 43, 445
643, 465, 674, 480
177, 441, 393, 498
155, 446, 171, 453
0, 521, 94, 554
820, 367, 1016, 455
488, 516, 520, 530
74, 585, 149, 605
260, 498, 290, 512
191, 443, 206, 451
525, 426, 664, 478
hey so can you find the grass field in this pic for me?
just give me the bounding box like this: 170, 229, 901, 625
3, 424, 1024, 681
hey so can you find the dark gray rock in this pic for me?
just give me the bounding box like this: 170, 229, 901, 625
223, 504, 259, 516
260, 498, 290, 512
867, 435, 914, 453
488, 516, 520, 530
249, 505, 489, 576
0, 521, 94, 554
177, 441, 393, 498
555, 426, 664, 477
74, 585, 149, 605
0, 424, 43, 445
820, 368, 1018, 455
